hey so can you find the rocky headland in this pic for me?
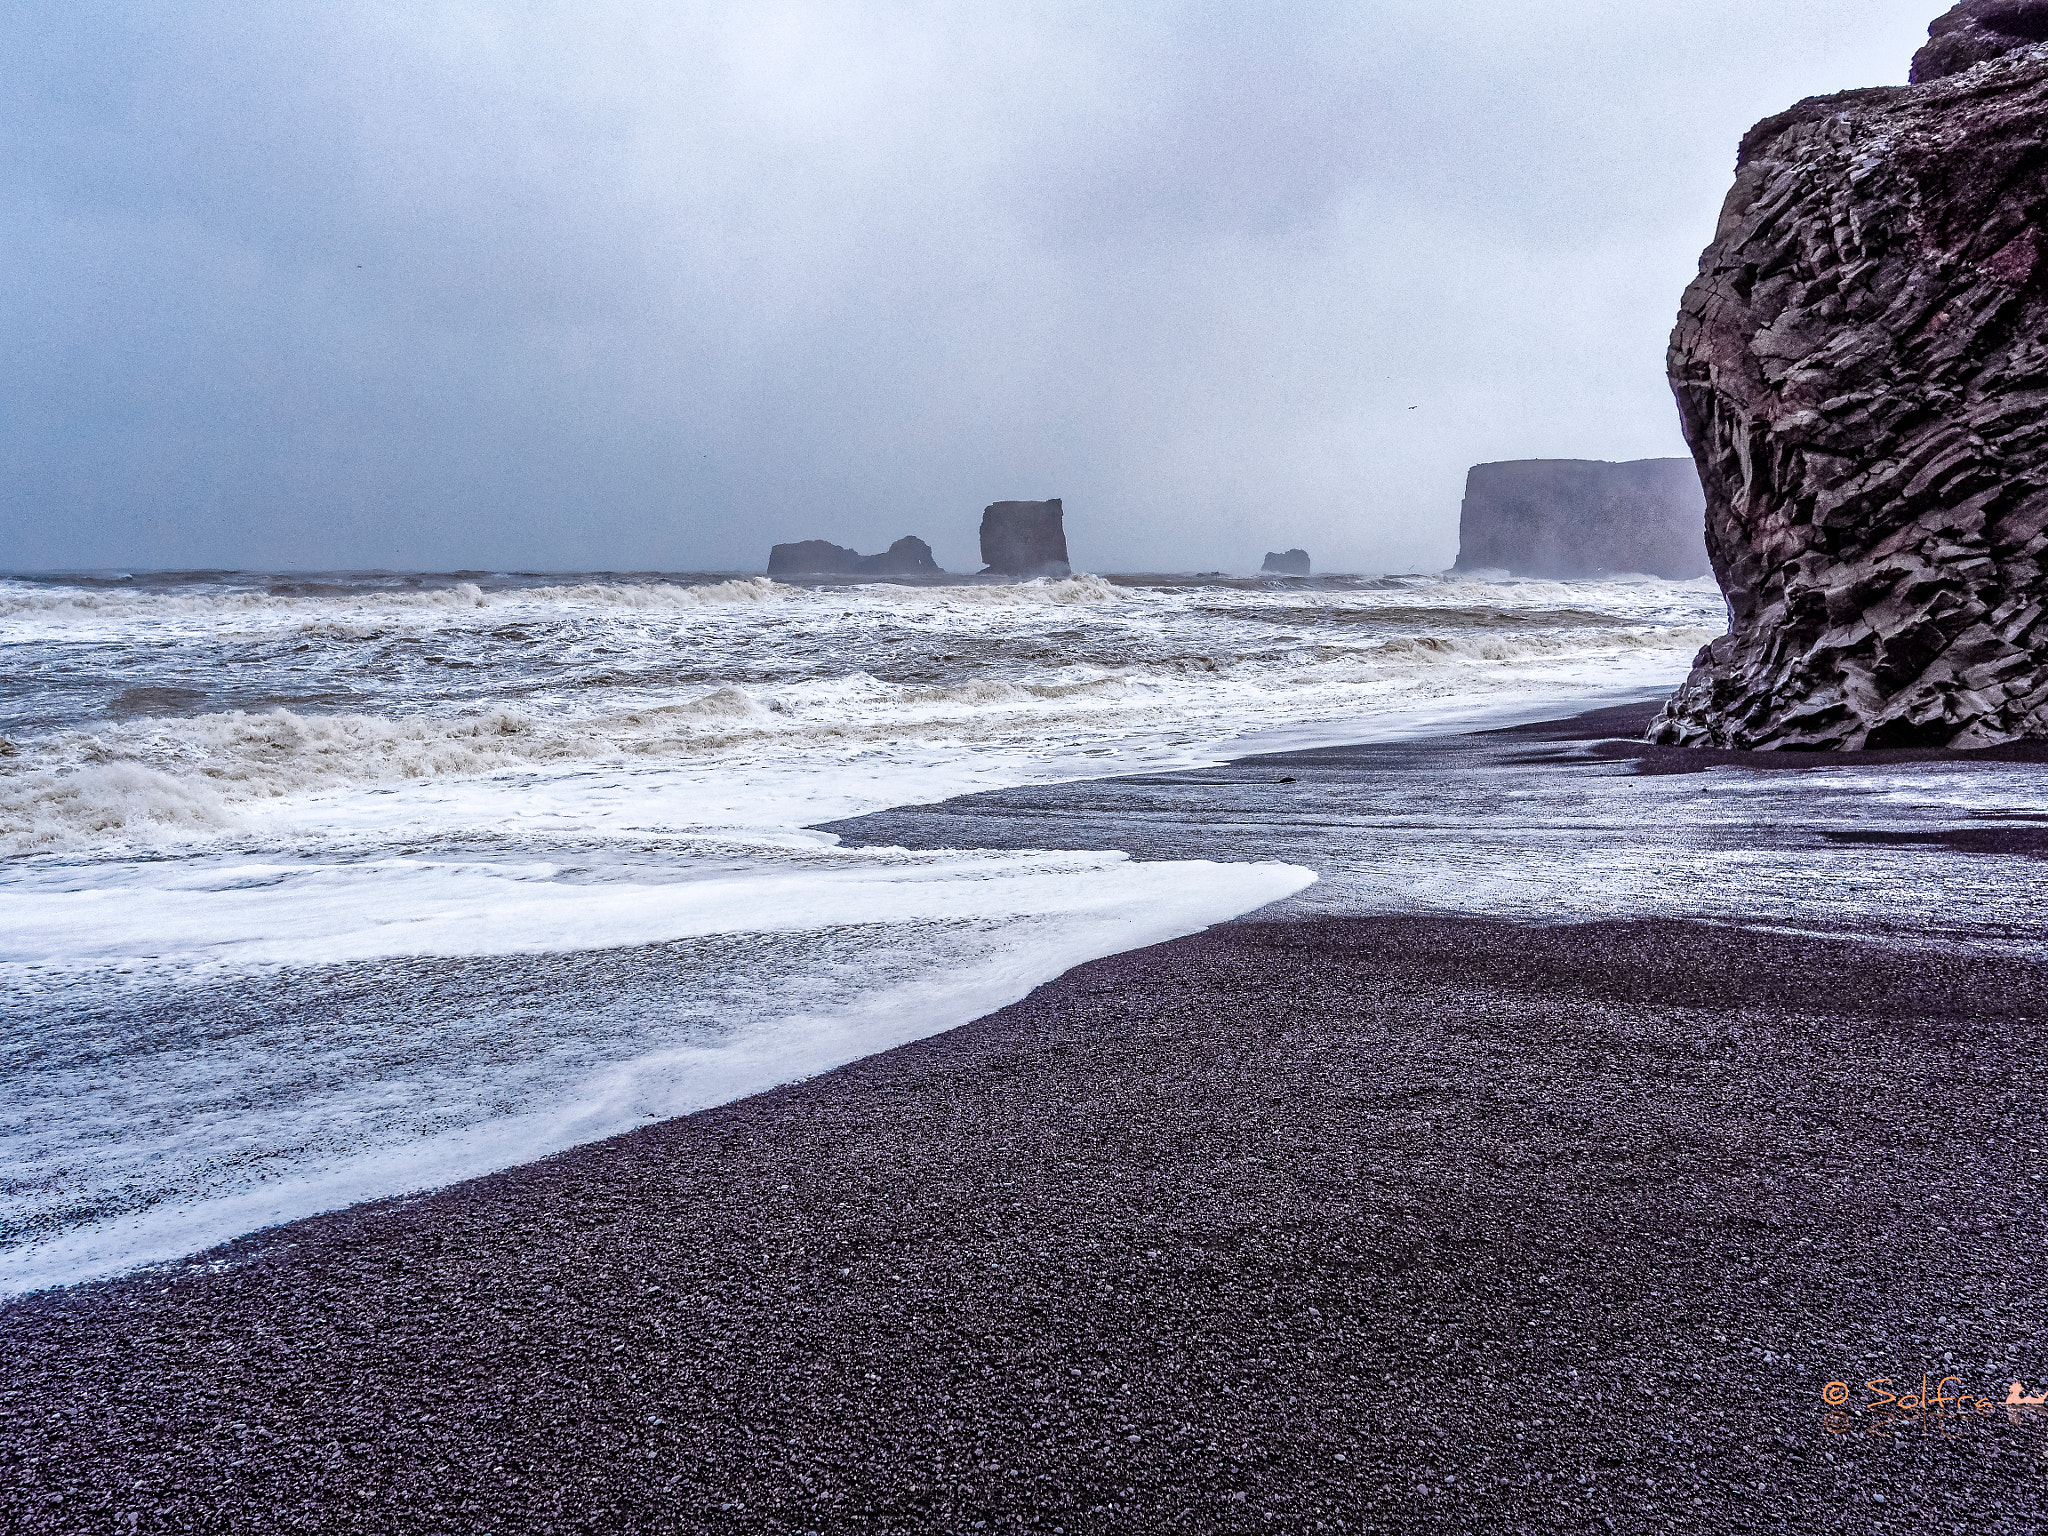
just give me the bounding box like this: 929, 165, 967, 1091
1651, 2, 2048, 748
978, 500, 1071, 578
1261, 548, 1312, 575
1452, 459, 1709, 580
766, 535, 942, 578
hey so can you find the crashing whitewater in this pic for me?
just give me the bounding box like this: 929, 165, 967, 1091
0, 568, 1722, 1292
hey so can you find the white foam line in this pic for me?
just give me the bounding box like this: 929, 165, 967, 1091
0, 857, 1312, 1297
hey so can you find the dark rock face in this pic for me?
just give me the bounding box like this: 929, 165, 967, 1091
767, 539, 858, 575
767, 536, 942, 578
1651, 28, 2048, 750
1452, 460, 1709, 580
1912, 0, 2048, 82
1261, 549, 1312, 575
978, 500, 1071, 578
870, 536, 942, 575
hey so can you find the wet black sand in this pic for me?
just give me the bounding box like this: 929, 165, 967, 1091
6, 710, 2048, 1532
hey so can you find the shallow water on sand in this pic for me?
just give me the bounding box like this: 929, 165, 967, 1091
0, 568, 1721, 1292
827, 701, 2048, 955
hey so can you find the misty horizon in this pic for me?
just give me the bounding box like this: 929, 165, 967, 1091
3, 2, 1943, 575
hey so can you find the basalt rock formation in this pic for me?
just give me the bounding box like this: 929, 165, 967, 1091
767, 536, 942, 578
1650, 5, 2048, 749
1913, 0, 2048, 82
1452, 460, 1710, 580
1261, 549, 1312, 575
979, 500, 1071, 578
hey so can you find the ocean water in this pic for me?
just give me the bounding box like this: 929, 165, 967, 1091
0, 567, 1724, 1293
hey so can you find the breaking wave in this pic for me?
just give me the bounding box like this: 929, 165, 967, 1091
0, 577, 792, 624
0, 617, 1717, 854
868, 575, 1125, 607
0, 566, 1732, 1296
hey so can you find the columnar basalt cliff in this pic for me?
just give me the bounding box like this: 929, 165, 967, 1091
1651, 4, 2048, 748
1453, 459, 1709, 580
979, 500, 1071, 578
767, 536, 942, 578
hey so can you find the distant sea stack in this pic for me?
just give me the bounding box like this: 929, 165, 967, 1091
1651, 3, 2048, 750
979, 500, 1071, 578
767, 536, 942, 578
1452, 460, 1710, 580
1261, 549, 1311, 576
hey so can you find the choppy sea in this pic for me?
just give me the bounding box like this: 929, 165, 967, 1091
0, 567, 1724, 1293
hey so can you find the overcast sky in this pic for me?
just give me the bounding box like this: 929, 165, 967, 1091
1, 1, 1943, 574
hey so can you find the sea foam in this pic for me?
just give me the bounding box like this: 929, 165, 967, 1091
0, 568, 1725, 1291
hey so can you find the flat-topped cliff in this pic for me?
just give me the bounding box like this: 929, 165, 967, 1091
1453, 459, 1709, 580
979, 501, 1070, 578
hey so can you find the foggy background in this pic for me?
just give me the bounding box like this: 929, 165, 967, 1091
1, 1, 1941, 575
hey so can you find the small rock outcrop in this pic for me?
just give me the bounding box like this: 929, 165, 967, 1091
1261, 549, 1312, 575
1651, 7, 2048, 749
1452, 460, 1710, 580
979, 500, 1071, 578
1912, 0, 2048, 82
767, 536, 942, 578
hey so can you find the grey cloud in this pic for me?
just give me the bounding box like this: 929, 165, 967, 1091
1, 0, 1940, 574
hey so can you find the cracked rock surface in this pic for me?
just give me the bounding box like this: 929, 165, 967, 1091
1652, 11, 2048, 749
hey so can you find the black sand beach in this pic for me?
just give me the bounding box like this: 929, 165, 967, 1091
6, 705, 2047, 1533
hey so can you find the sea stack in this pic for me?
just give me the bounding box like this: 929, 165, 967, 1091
1261, 549, 1312, 575
767, 536, 943, 578
1651, 3, 2048, 749
978, 500, 1071, 578
1452, 460, 1710, 580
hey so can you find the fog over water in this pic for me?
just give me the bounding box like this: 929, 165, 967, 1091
2, 0, 1937, 573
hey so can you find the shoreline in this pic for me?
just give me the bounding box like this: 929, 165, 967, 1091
6, 704, 2047, 1529
0, 685, 1684, 1297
